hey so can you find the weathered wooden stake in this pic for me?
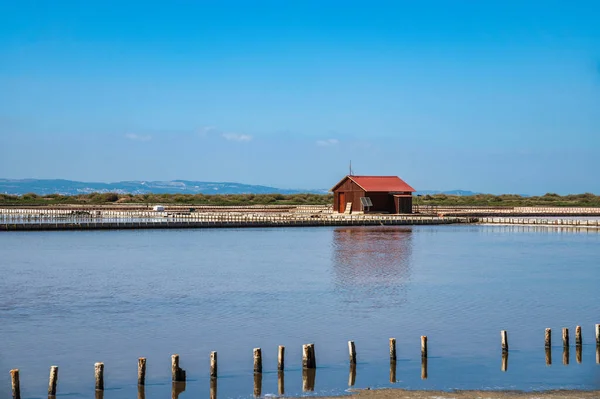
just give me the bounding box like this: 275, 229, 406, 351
421, 336, 428, 358
501, 330, 508, 352
210, 352, 218, 378
253, 348, 262, 374
278, 345, 285, 371
138, 358, 146, 386
545, 328, 552, 349
348, 341, 357, 364
95, 363, 104, 391
562, 328, 569, 347
10, 369, 20, 399
48, 365, 59, 396
596, 324, 600, 346
171, 355, 186, 382
389, 338, 397, 361
576, 345, 582, 364
302, 343, 316, 369
576, 326, 582, 346
545, 347, 552, 366
501, 352, 508, 372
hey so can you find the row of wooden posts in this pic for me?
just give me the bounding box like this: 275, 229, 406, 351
9, 325, 600, 399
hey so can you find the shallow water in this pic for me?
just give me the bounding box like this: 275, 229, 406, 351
1, 225, 599, 398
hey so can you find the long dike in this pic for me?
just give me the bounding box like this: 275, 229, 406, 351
0, 215, 471, 231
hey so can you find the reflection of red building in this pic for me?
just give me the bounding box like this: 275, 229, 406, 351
331, 175, 416, 214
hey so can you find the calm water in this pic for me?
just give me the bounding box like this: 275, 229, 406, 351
1, 226, 599, 399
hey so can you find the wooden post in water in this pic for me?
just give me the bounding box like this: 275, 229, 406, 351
562, 328, 569, 347
501, 330, 508, 352
10, 369, 20, 399
348, 341, 357, 364
48, 366, 58, 396
545, 328, 552, 349
253, 348, 262, 374
171, 355, 186, 382
278, 345, 285, 371
210, 352, 217, 378
302, 344, 316, 369
576, 326, 582, 347
421, 336, 428, 358
95, 363, 104, 391
389, 338, 397, 361
138, 358, 146, 386
545, 347, 552, 366
596, 324, 600, 346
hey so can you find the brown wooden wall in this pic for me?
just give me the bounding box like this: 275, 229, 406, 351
333, 178, 365, 213
333, 177, 413, 214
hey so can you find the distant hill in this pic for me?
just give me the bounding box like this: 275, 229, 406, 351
0, 179, 479, 197
0, 179, 329, 196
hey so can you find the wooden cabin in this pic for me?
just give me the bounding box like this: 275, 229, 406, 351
331, 175, 415, 214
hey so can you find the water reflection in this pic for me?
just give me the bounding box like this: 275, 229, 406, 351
421, 357, 428, 379
210, 377, 217, 399
253, 373, 262, 397
332, 227, 413, 311
596, 346, 600, 364
302, 368, 316, 392
576, 346, 582, 364
278, 371, 285, 395
171, 382, 186, 399
390, 360, 397, 383
501, 352, 508, 372
545, 348, 552, 366
348, 363, 356, 386
563, 347, 570, 366
95, 391, 103, 399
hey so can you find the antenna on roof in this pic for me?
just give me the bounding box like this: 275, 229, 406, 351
349, 160, 353, 176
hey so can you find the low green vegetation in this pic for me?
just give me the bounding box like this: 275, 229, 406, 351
416, 193, 600, 207
1, 192, 600, 207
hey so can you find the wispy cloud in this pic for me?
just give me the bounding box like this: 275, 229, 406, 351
198, 126, 218, 137
222, 133, 252, 142
316, 138, 339, 147
125, 133, 152, 142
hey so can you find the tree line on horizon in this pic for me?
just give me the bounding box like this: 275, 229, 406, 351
1, 192, 600, 207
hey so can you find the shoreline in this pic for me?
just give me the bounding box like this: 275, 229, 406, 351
303, 389, 600, 398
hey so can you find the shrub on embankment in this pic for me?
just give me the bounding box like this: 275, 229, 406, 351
1, 192, 600, 207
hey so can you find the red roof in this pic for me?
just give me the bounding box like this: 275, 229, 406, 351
331, 175, 415, 193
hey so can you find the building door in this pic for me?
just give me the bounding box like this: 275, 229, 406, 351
339, 192, 346, 213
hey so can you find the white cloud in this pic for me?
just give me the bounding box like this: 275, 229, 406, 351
222, 133, 252, 142
125, 133, 152, 142
316, 138, 339, 147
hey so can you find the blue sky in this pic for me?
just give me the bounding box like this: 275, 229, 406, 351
1, 1, 599, 194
